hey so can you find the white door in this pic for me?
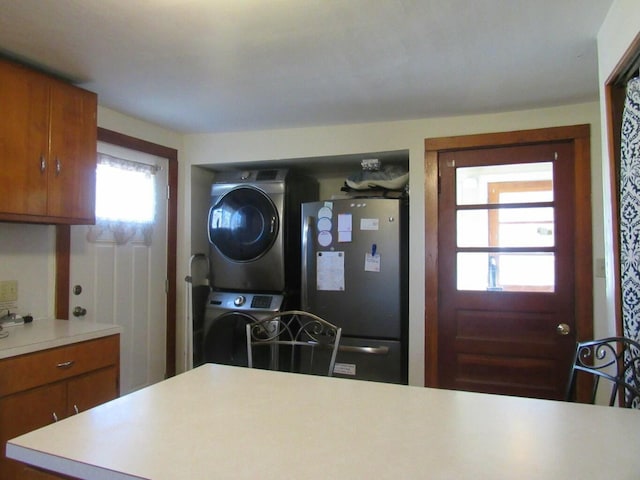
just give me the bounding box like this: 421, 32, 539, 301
70, 141, 168, 394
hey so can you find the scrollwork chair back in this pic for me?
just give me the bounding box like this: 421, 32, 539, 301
246, 310, 342, 377
565, 336, 640, 408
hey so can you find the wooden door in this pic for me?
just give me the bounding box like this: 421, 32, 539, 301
437, 141, 579, 400
48, 81, 97, 222
0, 60, 49, 216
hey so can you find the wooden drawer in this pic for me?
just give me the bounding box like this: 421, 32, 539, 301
0, 335, 119, 397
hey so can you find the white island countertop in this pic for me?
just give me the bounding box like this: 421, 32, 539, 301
0, 319, 121, 359
7, 363, 640, 479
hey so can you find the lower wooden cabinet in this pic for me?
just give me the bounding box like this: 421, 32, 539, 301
0, 335, 119, 480
19, 466, 73, 480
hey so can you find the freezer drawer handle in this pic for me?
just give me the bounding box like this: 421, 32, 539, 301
338, 345, 389, 355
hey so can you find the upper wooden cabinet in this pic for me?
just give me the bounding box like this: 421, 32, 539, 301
0, 59, 97, 224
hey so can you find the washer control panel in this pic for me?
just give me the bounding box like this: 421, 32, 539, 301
206, 291, 284, 314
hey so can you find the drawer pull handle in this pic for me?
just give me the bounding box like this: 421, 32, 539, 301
52, 412, 58, 422
338, 345, 390, 355
73, 404, 79, 415
56, 361, 75, 369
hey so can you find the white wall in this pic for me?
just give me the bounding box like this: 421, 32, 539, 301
97, 107, 183, 151
0, 224, 55, 320
182, 101, 604, 386
597, 0, 640, 338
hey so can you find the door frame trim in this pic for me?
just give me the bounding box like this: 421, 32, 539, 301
424, 125, 593, 396
55, 128, 178, 378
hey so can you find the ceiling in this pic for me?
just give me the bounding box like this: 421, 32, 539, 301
0, 0, 613, 134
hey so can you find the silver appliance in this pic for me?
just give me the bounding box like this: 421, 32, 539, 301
301, 197, 408, 384
201, 291, 284, 367
207, 169, 318, 293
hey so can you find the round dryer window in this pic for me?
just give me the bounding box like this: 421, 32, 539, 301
208, 186, 279, 262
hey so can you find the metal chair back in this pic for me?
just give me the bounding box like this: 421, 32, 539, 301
565, 336, 640, 408
246, 310, 342, 377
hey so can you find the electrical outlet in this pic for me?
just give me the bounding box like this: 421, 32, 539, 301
0, 280, 18, 303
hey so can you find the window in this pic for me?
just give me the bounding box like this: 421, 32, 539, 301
87, 154, 159, 245
455, 162, 555, 292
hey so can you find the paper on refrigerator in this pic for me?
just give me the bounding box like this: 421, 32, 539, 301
316, 251, 345, 291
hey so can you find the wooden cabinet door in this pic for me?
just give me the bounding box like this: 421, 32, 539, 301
19, 466, 70, 480
0, 59, 97, 223
0, 383, 66, 480
66, 367, 118, 414
48, 82, 97, 222
0, 61, 49, 216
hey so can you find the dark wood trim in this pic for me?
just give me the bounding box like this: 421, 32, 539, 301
424, 124, 589, 152
55, 127, 179, 378
424, 125, 593, 398
424, 150, 439, 387
55, 225, 70, 319
573, 133, 594, 346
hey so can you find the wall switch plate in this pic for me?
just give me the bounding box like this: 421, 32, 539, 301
595, 258, 606, 279
0, 280, 18, 303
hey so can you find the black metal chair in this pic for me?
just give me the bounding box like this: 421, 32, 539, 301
246, 310, 342, 377
565, 336, 640, 408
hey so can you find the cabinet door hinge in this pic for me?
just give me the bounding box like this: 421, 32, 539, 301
166, 184, 170, 200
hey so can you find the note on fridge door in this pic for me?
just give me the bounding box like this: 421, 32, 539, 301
360, 218, 379, 230
338, 213, 352, 242
365, 252, 381, 272
317, 251, 345, 291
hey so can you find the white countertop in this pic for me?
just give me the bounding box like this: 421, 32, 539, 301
7, 363, 640, 480
0, 319, 121, 359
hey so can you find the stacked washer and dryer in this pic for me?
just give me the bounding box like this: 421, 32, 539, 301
199, 169, 318, 367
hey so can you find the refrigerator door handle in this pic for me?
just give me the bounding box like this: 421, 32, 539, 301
301, 215, 314, 310
338, 345, 390, 355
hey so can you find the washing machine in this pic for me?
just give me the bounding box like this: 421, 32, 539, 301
201, 291, 284, 367
207, 169, 318, 293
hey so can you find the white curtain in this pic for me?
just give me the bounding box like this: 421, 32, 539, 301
87, 153, 158, 246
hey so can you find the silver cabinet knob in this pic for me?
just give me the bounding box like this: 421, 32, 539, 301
556, 323, 571, 335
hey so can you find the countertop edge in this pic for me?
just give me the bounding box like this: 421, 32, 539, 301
6, 443, 142, 480
0, 320, 122, 360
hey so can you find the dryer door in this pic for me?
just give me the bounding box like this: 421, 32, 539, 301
208, 186, 279, 262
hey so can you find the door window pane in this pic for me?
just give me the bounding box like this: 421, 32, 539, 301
457, 207, 554, 248
456, 162, 553, 205
457, 252, 555, 292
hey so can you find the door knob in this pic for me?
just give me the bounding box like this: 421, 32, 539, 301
72, 306, 87, 317
556, 323, 571, 335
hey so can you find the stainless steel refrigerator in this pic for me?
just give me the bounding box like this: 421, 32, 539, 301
301, 197, 408, 384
